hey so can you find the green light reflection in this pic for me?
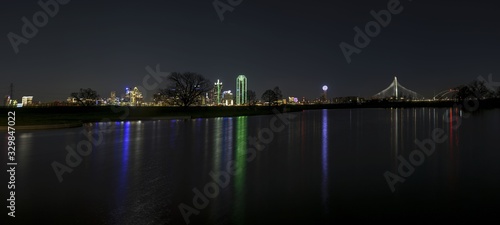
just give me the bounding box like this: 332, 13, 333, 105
234, 116, 247, 225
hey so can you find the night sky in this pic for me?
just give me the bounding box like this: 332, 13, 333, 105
1, 0, 499, 102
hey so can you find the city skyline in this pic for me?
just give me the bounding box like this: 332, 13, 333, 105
1, 1, 499, 224
3, 72, 497, 104
1, 0, 499, 102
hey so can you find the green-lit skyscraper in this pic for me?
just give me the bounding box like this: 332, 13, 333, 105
236, 75, 247, 105
214, 79, 223, 105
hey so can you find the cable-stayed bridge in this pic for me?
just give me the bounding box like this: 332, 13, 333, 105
373, 77, 424, 99
432, 88, 458, 100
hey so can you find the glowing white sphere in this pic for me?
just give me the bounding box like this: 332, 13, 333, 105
322, 85, 328, 91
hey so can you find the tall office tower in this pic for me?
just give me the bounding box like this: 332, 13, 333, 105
4, 96, 11, 106
130, 87, 143, 106
236, 75, 247, 105
214, 79, 223, 105
110, 91, 116, 104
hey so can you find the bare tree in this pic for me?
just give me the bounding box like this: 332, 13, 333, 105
261, 89, 278, 109
71, 88, 99, 106
468, 80, 494, 99
247, 90, 256, 106
454, 85, 470, 101
160, 72, 211, 107
456, 80, 495, 101
273, 86, 283, 100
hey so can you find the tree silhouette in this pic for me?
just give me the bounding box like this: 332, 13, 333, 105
70, 88, 99, 106
468, 80, 494, 99
455, 85, 470, 101
273, 86, 283, 100
160, 72, 211, 107
261, 89, 278, 109
247, 90, 256, 106
455, 80, 494, 101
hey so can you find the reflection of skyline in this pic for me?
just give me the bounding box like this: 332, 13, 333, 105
119, 121, 130, 192
321, 109, 329, 214
386, 107, 464, 191
446, 107, 461, 192
205, 116, 248, 225
6, 107, 499, 224
114, 122, 130, 224
210, 118, 223, 224
234, 116, 247, 225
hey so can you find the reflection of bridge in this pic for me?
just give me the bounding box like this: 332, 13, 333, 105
373, 77, 423, 99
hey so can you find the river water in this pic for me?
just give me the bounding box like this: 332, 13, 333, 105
2, 108, 500, 224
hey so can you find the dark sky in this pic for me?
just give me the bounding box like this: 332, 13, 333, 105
1, 0, 499, 102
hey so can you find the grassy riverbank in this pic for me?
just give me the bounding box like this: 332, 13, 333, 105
0, 99, 498, 127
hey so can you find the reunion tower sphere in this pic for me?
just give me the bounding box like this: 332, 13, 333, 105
322, 85, 328, 91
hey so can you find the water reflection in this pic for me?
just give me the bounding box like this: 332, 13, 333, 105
8, 109, 499, 224
193, 119, 203, 155
211, 118, 223, 223
134, 121, 144, 171
214, 118, 222, 170
16, 133, 34, 179
386, 107, 466, 192
234, 116, 248, 224
117, 122, 130, 206
223, 118, 234, 165
445, 107, 461, 192
390, 108, 401, 174
321, 109, 328, 213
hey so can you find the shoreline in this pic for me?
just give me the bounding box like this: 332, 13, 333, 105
1, 100, 499, 129
0, 122, 83, 131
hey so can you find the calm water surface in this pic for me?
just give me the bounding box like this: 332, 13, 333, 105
2, 108, 500, 224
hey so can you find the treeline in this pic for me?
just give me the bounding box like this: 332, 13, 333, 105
454, 80, 500, 100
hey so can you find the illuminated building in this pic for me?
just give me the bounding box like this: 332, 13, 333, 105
332, 96, 364, 104
4, 96, 10, 106
288, 97, 299, 104
110, 91, 116, 104
214, 79, 223, 105
130, 87, 143, 106
125, 87, 143, 106
153, 92, 167, 106
236, 75, 247, 105
124, 87, 131, 103
22, 96, 33, 106
222, 90, 234, 106
67, 97, 77, 104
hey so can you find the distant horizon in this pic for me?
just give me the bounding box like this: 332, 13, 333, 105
1, 73, 492, 103
4, 73, 482, 102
